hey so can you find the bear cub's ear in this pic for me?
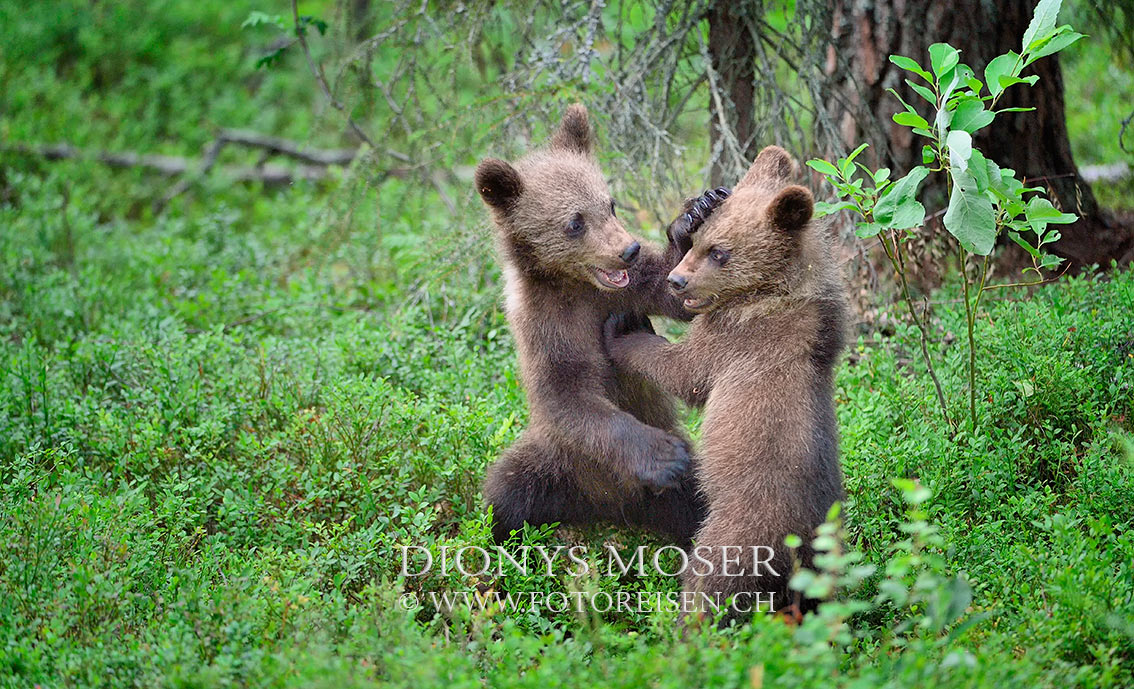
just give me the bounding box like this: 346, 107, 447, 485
549, 104, 594, 155
475, 158, 524, 210
767, 185, 813, 234
737, 145, 795, 191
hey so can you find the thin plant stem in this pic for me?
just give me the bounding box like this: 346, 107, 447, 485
879, 231, 955, 432
958, 242, 978, 431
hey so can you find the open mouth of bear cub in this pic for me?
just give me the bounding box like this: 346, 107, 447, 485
594, 267, 630, 289
682, 296, 714, 312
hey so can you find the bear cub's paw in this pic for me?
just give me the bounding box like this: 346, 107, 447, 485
601, 311, 655, 358
667, 187, 731, 255
630, 428, 692, 490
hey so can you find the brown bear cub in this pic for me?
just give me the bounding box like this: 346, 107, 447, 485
475, 105, 727, 545
604, 145, 848, 621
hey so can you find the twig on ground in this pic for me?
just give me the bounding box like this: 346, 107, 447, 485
10, 141, 330, 184
7, 136, 414, 208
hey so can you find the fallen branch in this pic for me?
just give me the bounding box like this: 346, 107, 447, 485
215, 128, 360, 166
8, 142, 331, 185
155, 129, 402, 208
8, 134, 415, 212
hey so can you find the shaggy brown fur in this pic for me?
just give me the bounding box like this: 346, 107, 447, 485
475, 105, 724, 545
604, 145, 848, 621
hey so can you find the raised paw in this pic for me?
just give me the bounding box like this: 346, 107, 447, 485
603, 311, 655, 351
633, 430, 692, 491
603, 312, 631, 346
667, 187, 732, 255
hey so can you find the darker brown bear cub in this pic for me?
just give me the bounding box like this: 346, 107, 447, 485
475, 105, 725, 545
604, 145, 848, 621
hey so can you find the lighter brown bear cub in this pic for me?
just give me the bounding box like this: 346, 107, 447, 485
476, 105, 723, 545
604, 145, 848, 621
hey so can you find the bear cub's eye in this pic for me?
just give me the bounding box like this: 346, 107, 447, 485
566, 212, 586, 238
610, 199, 616, 217
709, 247, 730, 265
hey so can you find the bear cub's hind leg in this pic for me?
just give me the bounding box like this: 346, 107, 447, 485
484, 432, 596, 544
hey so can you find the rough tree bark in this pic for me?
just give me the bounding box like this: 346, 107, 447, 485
707, 3, 758, 187
824, 0, 1134, 272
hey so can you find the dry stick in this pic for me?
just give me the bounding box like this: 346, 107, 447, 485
156, 129, 401, 209
8, 142, 332, 185
157, 139, 227, 210
216, 129, 361, 166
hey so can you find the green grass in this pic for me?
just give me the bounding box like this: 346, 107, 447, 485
2, 1, 1133, 687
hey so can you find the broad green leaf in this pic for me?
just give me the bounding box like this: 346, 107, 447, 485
998, 74, 1040, 90
891, 198, 928, 230
841, 143, 870, 178
886, 87, 918, 114
984, 52, 1020, 97
806, 159, 841, 178
890, 54, 933, 82
813, 200, 859, 217
948, 64, 977, 93
944, 185, 997, 255
950, 99, 995, 133
1026, 29, 1084, 64
1008, 230, 1042, 258
945, 150, 996, 254
1025, 197, 1078, 224
856, 162, 879, 181
1022, 0, 1064, 54
986, 158, 1010, 199
935, 106, 953, 134
966, 149, 991, 192
929, 43, 960, 78
874, 167, 892, 184
1040, 253, 1065, 270
855, 222, 883, 238
939, 68, 963, 106
946, 130, 973, 166
893, 111, 930, 129
875, 166, 930, 230
922, 145, 936, 164
906, 79, 938, 104
996, 166, 1025, 198
845, 143, 870, 163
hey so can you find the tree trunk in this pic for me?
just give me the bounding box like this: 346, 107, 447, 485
707, 4, 758, 188
824, 0, 1133, 273
350, 0, 371, 42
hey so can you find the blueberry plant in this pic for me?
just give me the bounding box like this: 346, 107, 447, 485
807, 0, 1082, 432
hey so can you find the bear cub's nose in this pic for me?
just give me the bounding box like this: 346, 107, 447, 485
620, 242, 640, 265
667, 273, 688, 292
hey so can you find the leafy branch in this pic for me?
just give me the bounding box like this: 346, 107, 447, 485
808, 0, 1082, 433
